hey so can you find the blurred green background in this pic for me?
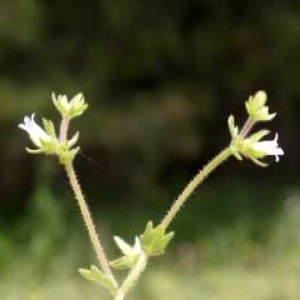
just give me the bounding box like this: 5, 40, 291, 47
0, 1, 299, 299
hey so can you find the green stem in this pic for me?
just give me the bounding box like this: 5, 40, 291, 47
160, 147, 232, 229
58, 115, 117, 287
114, 254, 148, 300
64, 162, 118, 288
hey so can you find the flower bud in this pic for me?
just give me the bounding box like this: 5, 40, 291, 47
245, 91, 276, 122
52, 92, 88, 118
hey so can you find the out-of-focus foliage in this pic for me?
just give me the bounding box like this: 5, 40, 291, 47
0, 185, 299, 299
0, 1, 299, 209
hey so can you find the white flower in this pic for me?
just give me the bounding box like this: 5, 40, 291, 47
18, 114, 52, 148
251, 133, 284, 162
19, 113, 79, 162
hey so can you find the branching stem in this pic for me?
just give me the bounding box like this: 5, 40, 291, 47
114, 253, 148, 300
64, 162, 118, 287
59, 116, 117, 288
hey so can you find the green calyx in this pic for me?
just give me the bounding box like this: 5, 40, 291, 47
140, 221, 174, 256
245, 91, 276, 122
52, 92, 88, 119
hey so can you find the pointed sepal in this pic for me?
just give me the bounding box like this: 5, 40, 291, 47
140, 221, 174, 256
110, 236, 142, 270
245, 91, 276, 122
228, 115, 239, 139
110, 254, 140, 270
79, 265, 117, 295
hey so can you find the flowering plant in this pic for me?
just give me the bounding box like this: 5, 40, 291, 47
19, 91, 283, 299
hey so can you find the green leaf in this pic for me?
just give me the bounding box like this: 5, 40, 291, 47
78, 265, 117, 295
110, 253, 140, 270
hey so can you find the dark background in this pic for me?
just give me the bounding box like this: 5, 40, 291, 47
0, 1, 299, 298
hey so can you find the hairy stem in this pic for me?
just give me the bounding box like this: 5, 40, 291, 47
114, 254, 148, 300
64, 162, 118, 288
160, 147, 232, 229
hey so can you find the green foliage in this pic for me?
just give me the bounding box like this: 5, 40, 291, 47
9, 184, 92, 275
0, 184, 299, 299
